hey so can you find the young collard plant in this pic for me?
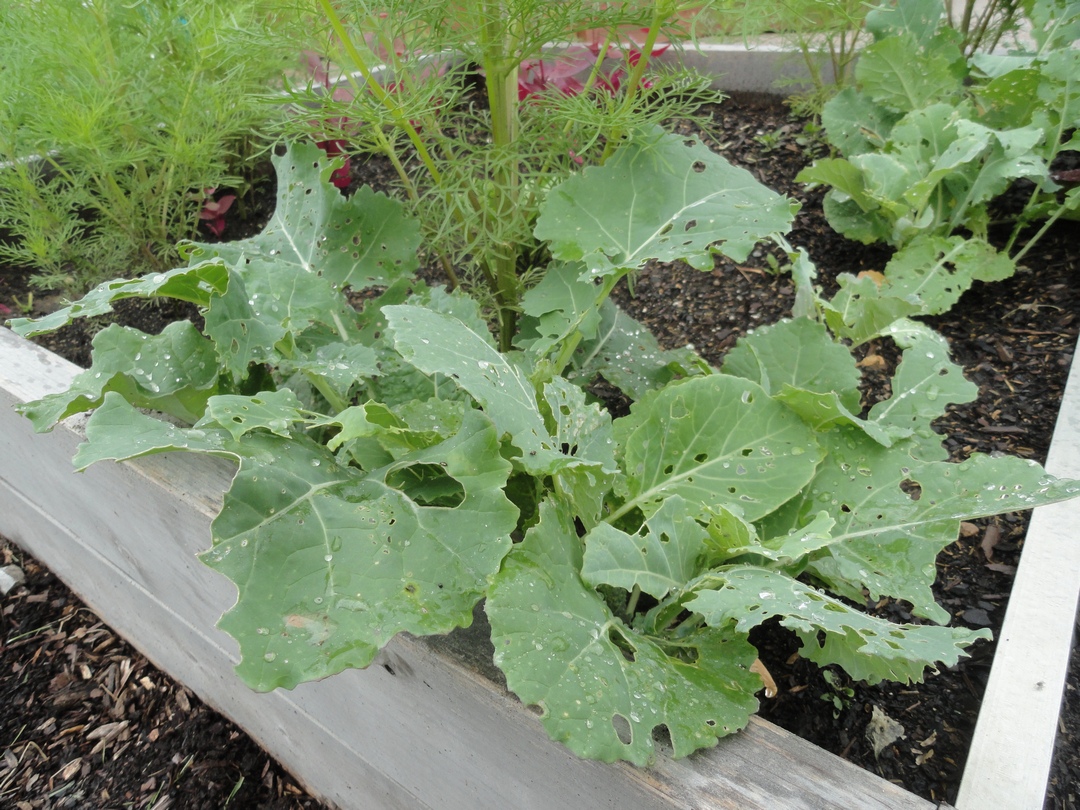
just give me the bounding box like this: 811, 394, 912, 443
796, 0, 1080, 344
12, 137, 1080, 765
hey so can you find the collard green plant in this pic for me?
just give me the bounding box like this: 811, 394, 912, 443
796, 0, 1080, 344
11, 135, 1080, 765
0, 0, 310, 293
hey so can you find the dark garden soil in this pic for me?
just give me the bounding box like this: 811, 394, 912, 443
1, 90, 1078, 809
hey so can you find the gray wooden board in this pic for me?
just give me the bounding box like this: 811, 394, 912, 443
956, 336, 1080, 810
0, 326, 944, 808
661, 42, 841, 93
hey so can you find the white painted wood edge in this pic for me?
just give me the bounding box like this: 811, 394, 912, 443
956, 338, 1080, 810
0, 324, 937, 809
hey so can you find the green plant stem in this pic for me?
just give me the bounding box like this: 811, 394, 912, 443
477, 0, 524, 350
551, 273, 621, 375
368, 125, 460, 289
1009, 204, 1071, 265
280, 338, 349, 413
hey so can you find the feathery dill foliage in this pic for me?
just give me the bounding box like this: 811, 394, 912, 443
0, 0, 310, 293
276, 0, 721, 349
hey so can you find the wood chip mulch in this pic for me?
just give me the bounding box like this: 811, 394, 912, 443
0, 538, 329, 810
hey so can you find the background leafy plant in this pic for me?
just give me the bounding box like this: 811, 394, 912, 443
796, 0, 1080, 343
0, 0, 310, 293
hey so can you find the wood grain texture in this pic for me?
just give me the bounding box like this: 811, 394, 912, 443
956, 337, 1080, 810
1, 326, 940, 809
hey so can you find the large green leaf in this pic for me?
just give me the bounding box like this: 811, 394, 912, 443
487, 499, 760, 765
614, 375, 823, 522
864, 0, 946, 46
72, 392, 236, 470
184, 142, 421, 291
856, 33, 962, 113
686, 567, 990, 684
20, 321, 219, 430
821, 87, 900, 156
204, 410, 518, 690
975, 67, 1044, 129
535, 127, 796, 278
764, 426, 1080, 623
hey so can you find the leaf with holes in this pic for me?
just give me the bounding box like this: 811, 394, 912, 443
516, 260, 604, 354
386, 304, 569, 474
535, 126, 797, 278
487, 499, 760, 765
763, 423, 1080, 623
569, 298, 709, 400
541, 377, 618, 526
686, 567, 990, 684
877, 235, 1015, 315
855, 33, 962, 113
721, 317, 861, 411
728, 511, 838, 564
205, 410, 518, 690
199, 390, 308, 442
289, 341, 380, 404
582, 495, 708, 598
721, 317, 908, 446
614, 375, 823, 523
184, 142, 421, 290
868, 319, 978, 459
823, 273, 922, 346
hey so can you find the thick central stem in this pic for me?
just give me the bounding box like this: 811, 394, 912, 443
478, 0, 523, 350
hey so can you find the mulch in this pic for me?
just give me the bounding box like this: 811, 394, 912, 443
1, 90, 1078, 809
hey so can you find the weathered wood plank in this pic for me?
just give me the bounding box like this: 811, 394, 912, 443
661, 41, 841, 93
956, 338, 1080, 810
0, 326, 939, 809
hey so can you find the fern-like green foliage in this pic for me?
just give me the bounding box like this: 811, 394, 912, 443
0, 0, 311, 292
